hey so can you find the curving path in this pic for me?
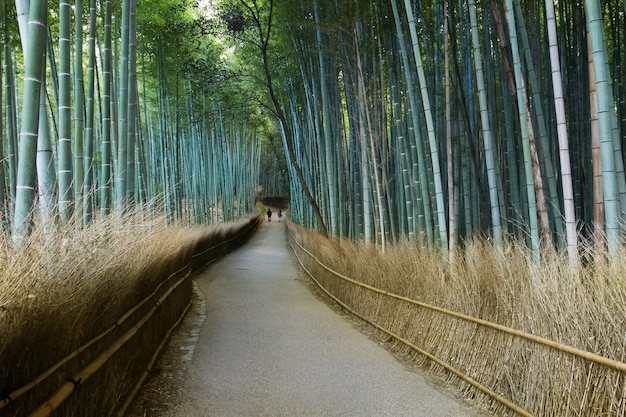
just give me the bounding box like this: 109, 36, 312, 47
159, 216, 485, 417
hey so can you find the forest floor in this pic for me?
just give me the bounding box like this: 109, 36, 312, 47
127, 215, 488, 417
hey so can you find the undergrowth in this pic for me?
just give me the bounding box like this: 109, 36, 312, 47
289, 223, 626, 416
0, 209, 225, 415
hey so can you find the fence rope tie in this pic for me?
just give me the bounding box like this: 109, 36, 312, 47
65, 377, 82, 388
289, 233, 626, 374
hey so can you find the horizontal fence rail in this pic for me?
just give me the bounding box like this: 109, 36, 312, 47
289, 232, 626, 416
28, 269, 192, 417
1, 216, 259, 416
0, 264, 190, 411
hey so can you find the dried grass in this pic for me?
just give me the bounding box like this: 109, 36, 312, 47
289, 223, 626, 416
0, 210, 259, 416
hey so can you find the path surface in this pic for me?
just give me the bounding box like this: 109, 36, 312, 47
162, 218, 484, 417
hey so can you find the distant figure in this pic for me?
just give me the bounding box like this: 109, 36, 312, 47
267, 208, 272, 222
277, 209, 283, 222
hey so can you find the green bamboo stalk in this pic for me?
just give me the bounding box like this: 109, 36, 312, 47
585, 0, 621, 255
313, 1, 338, 237
444, 0, 454, 258
0, 18, 5, 228
58, 0, 74, 225
36, 78, 57, 232
125, 0, 138, 205
82, 0, 97, 225
13, 0, 48, 239
115, 0, 131, 209
73, 0, 85, 223
504, 0, 540, 263
390, 0, 433, 244
467, 0, 503, 250
4, 40, 18, 213
513, 0, 564, 243
545, 0, 578, 269
390, 58, 414, 238
353, 23, 380, 246
402, 0, 448, 250
100, 0, 113, 215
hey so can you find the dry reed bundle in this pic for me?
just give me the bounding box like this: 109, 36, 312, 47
0, 212, 259, 417
288, 223, 626, 416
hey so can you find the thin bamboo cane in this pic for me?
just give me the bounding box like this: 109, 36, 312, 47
58, 0, 74, 225
73, 0, 85, 222
289, 232, 626, 374
0, 266, 191, 410
0, 17, 4, 222
28, 269, 192, 417
289, 233, 534, 417
115, 297, 193, 417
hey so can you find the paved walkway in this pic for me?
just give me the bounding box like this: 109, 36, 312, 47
166, 218, 484, 417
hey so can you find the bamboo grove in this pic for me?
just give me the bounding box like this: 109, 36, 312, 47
3, 0, 626, 267
0, 0, 261, 238
224, 0, 626, 266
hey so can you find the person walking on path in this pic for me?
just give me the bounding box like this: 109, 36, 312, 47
266, 208, 272, 221
277, 209, 283, 222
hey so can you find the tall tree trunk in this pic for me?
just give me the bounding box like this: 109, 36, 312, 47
545, 0, 579, 269
13, 0, 48, 239
58, 0, 74, 224
467, 0, 504, 251
402, 0, 448, 249
585, 0, 620, 256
